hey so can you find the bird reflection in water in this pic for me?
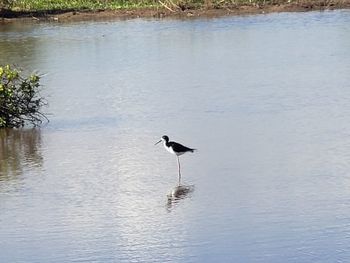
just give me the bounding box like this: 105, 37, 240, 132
166, 184, 195, 211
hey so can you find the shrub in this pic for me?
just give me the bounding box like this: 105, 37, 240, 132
0, 0, 12, 9
0, 65, 48, 128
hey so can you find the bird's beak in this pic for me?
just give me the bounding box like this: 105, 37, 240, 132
155, 140, 162, 145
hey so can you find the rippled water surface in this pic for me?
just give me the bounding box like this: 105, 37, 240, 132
1, 10, 350, 262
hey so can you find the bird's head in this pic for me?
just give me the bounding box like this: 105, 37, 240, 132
155, 135, 169, 145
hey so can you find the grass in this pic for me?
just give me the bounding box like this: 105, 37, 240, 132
2, 0, 349, 12
0, 0, 295, 11
6, 0, 159, 11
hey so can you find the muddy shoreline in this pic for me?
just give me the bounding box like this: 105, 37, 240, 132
1, 2, 350, 22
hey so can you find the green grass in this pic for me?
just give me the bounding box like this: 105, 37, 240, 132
3, 0, 349, 12
8, 0, 159, 11
2, 0, 293, 11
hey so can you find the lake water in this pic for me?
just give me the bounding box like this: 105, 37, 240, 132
1, 9, 350, 262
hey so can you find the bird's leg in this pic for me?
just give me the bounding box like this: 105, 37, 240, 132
177, 156, 181, 185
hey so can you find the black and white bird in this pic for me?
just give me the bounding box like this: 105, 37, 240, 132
155, 135, 195, 185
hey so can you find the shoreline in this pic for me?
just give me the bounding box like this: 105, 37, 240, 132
1, 2, 350, 22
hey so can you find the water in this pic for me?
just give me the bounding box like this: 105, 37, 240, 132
1, 10, 350, 262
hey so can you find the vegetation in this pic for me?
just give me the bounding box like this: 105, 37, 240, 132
0, 0, 348, 12
0, 0, 295, 10
1, 0, 158, 10
0, 65, 47, 128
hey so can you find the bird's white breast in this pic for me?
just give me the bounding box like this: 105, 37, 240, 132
163, 142, 186, 156
163, 142, 176, 155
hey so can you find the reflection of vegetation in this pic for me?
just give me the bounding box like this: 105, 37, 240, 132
0, 28, 39, 66
0, 65, 47, 128
0, 128, 42, 179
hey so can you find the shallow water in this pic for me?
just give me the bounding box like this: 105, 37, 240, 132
1, 10, 350, 262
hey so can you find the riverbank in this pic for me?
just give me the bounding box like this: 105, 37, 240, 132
1, 0, 350, 22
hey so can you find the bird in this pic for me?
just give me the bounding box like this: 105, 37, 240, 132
155, 135, 195, 185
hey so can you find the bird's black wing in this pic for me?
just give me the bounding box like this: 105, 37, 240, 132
169, 141, 195, 153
